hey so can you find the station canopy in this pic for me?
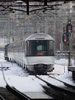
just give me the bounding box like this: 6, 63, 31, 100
0, 0, 68, 15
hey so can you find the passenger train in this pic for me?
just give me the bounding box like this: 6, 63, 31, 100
4, 33, 55, 74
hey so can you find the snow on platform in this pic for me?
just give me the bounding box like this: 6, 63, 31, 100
24, 92, 53, 99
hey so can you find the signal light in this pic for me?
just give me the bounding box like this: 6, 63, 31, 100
68, 29, 71, 32
62, 33, 69, 44
64, 39, 67, 42
66, 23, 72, 34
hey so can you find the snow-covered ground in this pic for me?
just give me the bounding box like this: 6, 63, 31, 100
0, 51, 46, 92
0, 51, 75, 92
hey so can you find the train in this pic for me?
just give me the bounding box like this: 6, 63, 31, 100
4, 33, 55, 74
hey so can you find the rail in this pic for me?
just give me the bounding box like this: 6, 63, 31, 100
48, 75, 75, 89
35, 75, 75, 99
1, 64, 31, 100
0, 95, 6, 100
6, 84, 31, 100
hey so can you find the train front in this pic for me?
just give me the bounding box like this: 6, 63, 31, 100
25, 33, 55, 74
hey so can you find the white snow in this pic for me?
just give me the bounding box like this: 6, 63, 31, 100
5, 75, 46, 92
0, 51, 75, 92
56, 72, 75, 86
0, 75, 6, 87
0, 51, 46, 92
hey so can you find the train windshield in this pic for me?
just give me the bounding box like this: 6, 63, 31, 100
26, 40, 54, 56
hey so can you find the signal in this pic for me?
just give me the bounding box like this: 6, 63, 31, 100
62, 33, 69, 44
66, 22, 72, 34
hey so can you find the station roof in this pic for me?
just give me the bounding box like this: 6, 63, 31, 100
0, 0, 68, 15
0, 0, 67, 2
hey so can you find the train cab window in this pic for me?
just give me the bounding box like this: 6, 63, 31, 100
37, 45, 42, 51
26, 40, 54, 56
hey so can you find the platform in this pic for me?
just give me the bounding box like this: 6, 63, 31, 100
68, 66, 75, 72
24, 92, 53, 99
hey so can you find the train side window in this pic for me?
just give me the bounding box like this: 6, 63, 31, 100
49, 41, 54, 56
26, 41, 29, 56
23, 41, 26, 55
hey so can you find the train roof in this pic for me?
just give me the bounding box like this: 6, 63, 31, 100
25, 33, 54, 41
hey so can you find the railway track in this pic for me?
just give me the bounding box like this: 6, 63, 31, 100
0, 63, 31, 100
1, 58, 75, 100
5, 84, 53, 100
1, 64, 52, 100
1, 67, 75, 100
48, 75, 75, 89
6, 84, 31, 100
0, 95, 6, 100
35, 75, 75, 100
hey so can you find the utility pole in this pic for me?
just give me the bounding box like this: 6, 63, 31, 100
67, 18, 72, 66
62, 17, 72, 67
68, 2, 73, 67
